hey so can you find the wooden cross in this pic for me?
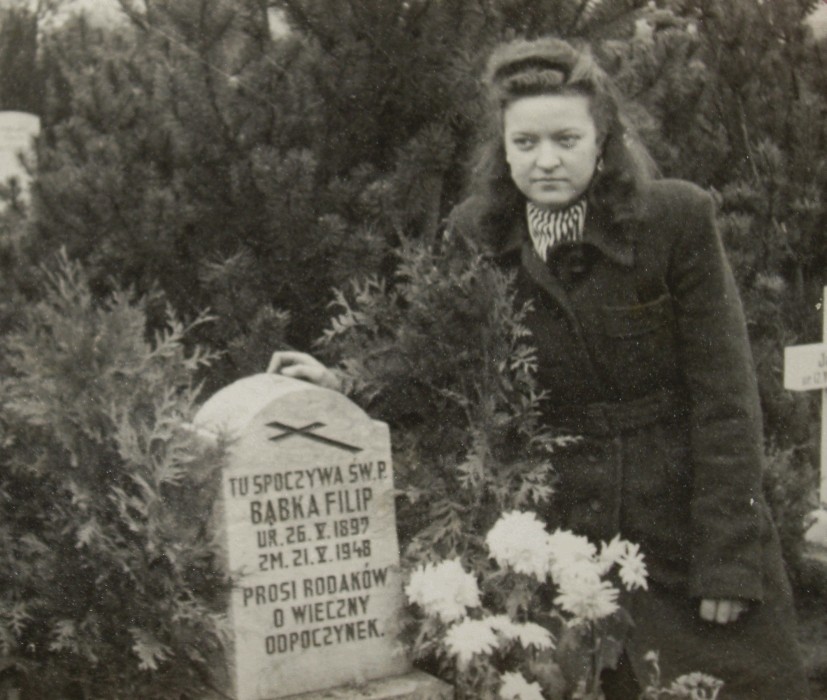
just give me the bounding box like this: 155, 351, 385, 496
784, 286, 827, 549
784, 286, 827, 503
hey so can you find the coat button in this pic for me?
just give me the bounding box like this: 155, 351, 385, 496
590, 499, 603, 513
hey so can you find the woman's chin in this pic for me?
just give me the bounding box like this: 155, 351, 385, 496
528, 193, 578, 211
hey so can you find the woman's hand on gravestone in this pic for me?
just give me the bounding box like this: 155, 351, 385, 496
267, 351, 342, 392
699, 598, 747, 624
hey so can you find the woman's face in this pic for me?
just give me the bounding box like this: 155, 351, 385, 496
503, 93, 601, 211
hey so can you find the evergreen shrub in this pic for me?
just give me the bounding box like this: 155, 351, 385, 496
317, 236, 570, 571
762, 445, 816, 583
0, 252, 229, 699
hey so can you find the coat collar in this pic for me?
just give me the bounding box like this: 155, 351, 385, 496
492, 204, 634, 267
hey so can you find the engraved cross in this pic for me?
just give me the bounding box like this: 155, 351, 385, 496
266, 420, 362, 454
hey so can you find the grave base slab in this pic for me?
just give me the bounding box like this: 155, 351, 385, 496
278, 670, 452, 700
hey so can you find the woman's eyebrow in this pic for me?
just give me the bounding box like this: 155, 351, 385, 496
506, 129, 538, 136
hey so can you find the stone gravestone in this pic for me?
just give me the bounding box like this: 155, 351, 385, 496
194, 374, 450, 700
0, 111, 40, 207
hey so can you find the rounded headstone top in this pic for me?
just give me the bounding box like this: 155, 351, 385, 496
0, 111, 40, 125
193, 373, 367, 439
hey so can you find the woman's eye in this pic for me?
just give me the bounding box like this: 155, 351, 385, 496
512, 137, 536, 150
558, 135, 580, 148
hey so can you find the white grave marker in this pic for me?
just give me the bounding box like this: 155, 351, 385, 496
194, 374, 448, 700
0, 111, 40, 206
784, 286, 827, 547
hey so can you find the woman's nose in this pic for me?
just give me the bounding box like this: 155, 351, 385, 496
535, 142, 561, 169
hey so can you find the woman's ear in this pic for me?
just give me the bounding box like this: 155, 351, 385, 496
595, 140, 606, 172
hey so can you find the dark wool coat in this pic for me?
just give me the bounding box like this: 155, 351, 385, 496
448, 179, 809, 700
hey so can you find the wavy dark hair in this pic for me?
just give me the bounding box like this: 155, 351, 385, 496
468, 37, 656, 241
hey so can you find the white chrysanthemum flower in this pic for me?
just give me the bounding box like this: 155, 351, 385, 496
546, 528, 597, 581
597, 534, 627, 574
553, 555, 604, 591
499, 671, 545, 700
486, 616, 555, 650
486, 511, 552, 580
444, 618, 499, 667
486, 614, 521, 640
405, 559, 481, 622
618, 541, 648, 591
511, 621, 555, 650
667, 671, 724, 700
554, 575, 619, 624
547, 528, 597, 560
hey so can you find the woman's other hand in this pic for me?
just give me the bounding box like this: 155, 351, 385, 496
267, 351, 341, 392
699, 598, 747, 624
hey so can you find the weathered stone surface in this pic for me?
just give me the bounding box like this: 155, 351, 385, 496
281, 671, 453, 700
195, 374, 411, 700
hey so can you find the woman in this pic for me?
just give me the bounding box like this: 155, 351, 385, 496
271, 38, 809, 699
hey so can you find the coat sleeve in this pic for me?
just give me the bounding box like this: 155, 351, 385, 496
666, 186, 765, 602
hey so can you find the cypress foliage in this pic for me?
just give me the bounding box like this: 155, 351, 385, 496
317, 237, 564, 566
0, 252, 228, 698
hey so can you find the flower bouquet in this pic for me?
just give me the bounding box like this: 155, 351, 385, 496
404, 510, 722, 700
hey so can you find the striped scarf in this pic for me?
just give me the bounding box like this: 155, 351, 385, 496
526, 199, 587, 261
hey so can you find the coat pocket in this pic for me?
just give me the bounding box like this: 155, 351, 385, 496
600, 294, 678, 391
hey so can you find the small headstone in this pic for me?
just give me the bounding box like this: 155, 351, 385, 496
194, 374, 428, 700
0, 111, 40, 206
